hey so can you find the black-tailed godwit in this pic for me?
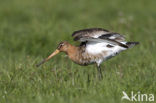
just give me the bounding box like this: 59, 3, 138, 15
36, 28, 139, 79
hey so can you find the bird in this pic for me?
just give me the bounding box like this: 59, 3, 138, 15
36, 28, 139, 79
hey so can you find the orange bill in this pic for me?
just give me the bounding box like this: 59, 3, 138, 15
36, 49, 60, 67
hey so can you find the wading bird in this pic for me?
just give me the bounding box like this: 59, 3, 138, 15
36, 28, 139, 79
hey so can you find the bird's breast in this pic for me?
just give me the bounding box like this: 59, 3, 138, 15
67, 47, 106, 66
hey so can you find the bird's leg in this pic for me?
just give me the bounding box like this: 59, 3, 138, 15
96, 65, 103, 80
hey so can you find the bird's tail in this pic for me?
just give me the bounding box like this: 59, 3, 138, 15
126, 42, 139, 48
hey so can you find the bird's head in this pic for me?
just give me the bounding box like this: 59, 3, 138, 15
36, 41, 70, 67
57, 41, 70, 52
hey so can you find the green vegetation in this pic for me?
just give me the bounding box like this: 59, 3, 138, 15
0, 0, 156, 103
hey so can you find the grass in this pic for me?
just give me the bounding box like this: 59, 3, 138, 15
0, 0, 156, 103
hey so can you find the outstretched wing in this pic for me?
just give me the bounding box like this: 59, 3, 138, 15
72, 28, 125, 42
72, 28, 128, 48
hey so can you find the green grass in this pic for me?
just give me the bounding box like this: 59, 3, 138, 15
0, 0, 156, 103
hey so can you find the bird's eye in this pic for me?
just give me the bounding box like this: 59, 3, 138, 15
58, 43, 64, 49
60, 43, 64, 47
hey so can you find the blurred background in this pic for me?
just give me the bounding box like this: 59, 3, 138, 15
0, 0, 156, 103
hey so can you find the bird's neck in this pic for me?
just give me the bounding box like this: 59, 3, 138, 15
65, 44, 81, 61
66, 44, 79, 55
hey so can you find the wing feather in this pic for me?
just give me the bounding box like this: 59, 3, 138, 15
80, 37, 128, 48
72, 28, 125, 42
72, 28, 127, 48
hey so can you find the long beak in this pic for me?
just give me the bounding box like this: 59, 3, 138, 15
36, 49, 60, 67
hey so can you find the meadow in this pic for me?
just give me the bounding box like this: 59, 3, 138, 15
0, 0, 156, 103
